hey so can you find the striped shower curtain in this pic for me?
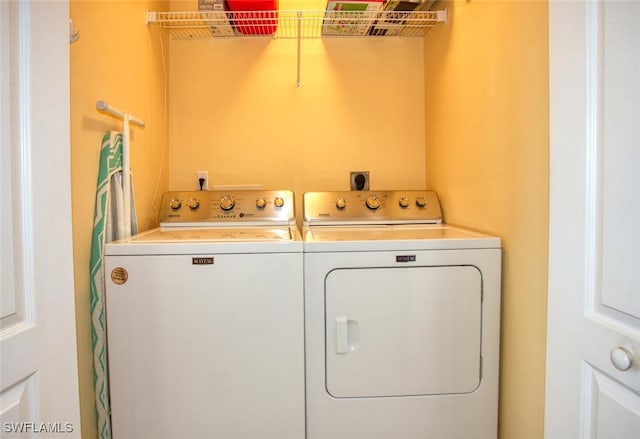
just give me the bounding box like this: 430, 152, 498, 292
89, 131, 137, 439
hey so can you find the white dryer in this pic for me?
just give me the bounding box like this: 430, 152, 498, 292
105, 190, 304, 439
303, 190, 502, 439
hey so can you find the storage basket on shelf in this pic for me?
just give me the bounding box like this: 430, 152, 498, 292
226, 0, 279, 35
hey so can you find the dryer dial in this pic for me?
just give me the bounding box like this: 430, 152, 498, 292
366, 195, 381, 210
274, 197, 285, 208
336, 198, 347, 210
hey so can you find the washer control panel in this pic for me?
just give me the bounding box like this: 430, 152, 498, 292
159, 190, 295, 225
303, 191, 442, 225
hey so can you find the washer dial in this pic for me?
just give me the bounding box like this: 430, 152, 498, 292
186, 198, 200, 210
169, 198, 181, 210
219, 196, 235, 211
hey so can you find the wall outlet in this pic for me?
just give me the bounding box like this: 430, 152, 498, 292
197, 171, 208, 190
350, 171, 370, 191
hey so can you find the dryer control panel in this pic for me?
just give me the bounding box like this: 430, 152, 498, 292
159, 190, 295, 226
303, 191, 443, 225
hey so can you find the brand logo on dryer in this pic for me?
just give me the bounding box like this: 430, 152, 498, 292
192, 257, 214, 265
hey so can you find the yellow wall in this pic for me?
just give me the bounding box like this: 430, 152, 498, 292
69, 1, 169, 436
70, 1, 549, 437
169, 0, 427, 216
424, 1, 549, 438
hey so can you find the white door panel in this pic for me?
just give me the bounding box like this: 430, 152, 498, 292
325, 265, 482, 397
0, 379, 35, 433
587, 367, 640, 439
600, 0, 640, 320
547, 0, 640, 437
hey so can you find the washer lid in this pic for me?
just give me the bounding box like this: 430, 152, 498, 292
303, 225, 500, 252
130, 227, 293, 242
105, 226, 302, 255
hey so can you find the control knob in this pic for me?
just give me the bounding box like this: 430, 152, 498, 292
274, 197, 285, 208
336, 198, 346, 210
169, 198, 182, 210
186, 198, 200, 210
399, 197, 410, 208
219, 196, 235, 211
256, 197, 267, 209
366, 195, 381, 210
416, 196, 427, 208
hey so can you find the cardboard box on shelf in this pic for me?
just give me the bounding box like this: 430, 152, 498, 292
322, 1, 386, 36
198, 0, 234, 36
198, 0, 226, 10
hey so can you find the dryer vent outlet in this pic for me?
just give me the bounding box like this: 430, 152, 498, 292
350, 171, 370, 191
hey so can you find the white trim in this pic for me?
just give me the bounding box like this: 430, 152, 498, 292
15, 0, 36, 326
583, 0, 603, 318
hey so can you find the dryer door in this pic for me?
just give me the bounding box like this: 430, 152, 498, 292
325, 265, 482, 398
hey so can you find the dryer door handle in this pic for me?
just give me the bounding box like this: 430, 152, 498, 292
336, 316, 348, 354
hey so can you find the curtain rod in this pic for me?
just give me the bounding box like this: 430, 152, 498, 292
96, 100, 145, 127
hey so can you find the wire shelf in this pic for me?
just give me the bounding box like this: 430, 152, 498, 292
146, 9, 447, 40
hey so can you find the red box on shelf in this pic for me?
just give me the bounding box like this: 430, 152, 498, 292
226, 0, 279, 35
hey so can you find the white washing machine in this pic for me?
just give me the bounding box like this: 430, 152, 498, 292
303, 190, 502, 439
105, 190, 304, 439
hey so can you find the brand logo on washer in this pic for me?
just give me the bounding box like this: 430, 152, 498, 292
396, 255, 416, 263
192, 257, 214, 265
110, 267, 128, 284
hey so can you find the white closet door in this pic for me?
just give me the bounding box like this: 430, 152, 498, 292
0, 1, 80, 437
546, 1, 640, 437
